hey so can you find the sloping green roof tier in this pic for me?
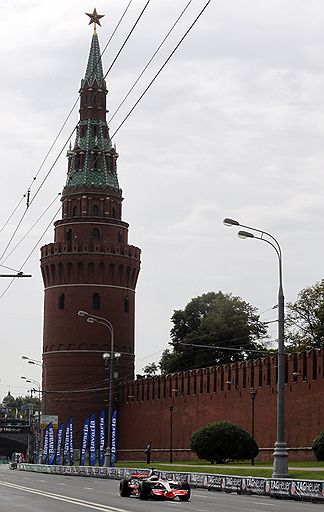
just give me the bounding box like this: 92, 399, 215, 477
81, 32, 105, 87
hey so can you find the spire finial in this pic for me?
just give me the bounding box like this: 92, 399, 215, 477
86, 8, 104, 33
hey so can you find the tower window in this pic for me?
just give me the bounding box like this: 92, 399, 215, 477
112, 207, 116, 218
92, 293, 100, 310
58, 294, 65, 310
92, 228, 100, 241
124, 297, 129, 313
72, 206, 78, 217
67, 229, 72, 242
92, 205, 99, 216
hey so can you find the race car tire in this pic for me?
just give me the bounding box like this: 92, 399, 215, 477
119, 478, 131, 497
139, 481, 151, 500
179, 482, 191, 501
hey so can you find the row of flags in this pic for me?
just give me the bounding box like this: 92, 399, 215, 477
40, 410, 117, 466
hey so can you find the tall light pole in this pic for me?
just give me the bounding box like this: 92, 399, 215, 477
21, 376, 41, 463
250, 389, 257, 466
22, 356, 45, 411
78, 310, 117, 467
223, 217, 288, 478
169, 389, 178, 463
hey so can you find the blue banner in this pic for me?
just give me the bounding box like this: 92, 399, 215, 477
110, 410, 117, 467
55, 423, 64, 465
48, 423, 55, 465
63, 422, 70, 465
80, 418, 89, 466
41, 426, 49, 464
89, 414, 96, 466
69, 417, 74, 465
99, 409, 105, 466
35, 423, 39, 463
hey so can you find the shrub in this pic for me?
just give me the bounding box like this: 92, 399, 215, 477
190, 421, 259, 464
312, 432, 324, 461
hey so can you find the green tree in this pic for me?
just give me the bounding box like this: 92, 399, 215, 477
159, 291, 268, 374
191, 421, 259, 464
286, 279, 324, 350
142, 362, 159, 376
313, 431, 324, 461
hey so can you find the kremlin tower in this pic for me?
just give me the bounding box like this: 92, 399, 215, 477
40, 10, 141, 436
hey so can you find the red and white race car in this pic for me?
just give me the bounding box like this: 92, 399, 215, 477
119, 472, 191, 501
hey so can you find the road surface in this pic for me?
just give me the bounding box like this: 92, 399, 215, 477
0, 464, 323, 511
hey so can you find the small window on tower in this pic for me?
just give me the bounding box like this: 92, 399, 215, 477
124, 297, 129, 313
92, 228, 100, 241
93, 293, 101, 310
58, 294, 65, 310
92, 205, 99, 216
72, 206, 77, 217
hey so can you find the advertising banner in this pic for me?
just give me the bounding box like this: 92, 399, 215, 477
63, 423, 70, 465
110, 410, 117, 467
99, 409, 105, 467
41, 426, 49, 464
89, 414, 96, 466
289, 480, 324, 500
69, 417, 74, 465
48, 423, 55, 465
80, 418, 89, 467
55, 423, 64, 465
35, 423, 39, 463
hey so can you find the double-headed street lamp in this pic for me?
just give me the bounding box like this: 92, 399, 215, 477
78, 310, 120, 467
223, 217, 288, 478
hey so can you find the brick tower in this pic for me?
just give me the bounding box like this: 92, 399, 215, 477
40, 14, 141, 435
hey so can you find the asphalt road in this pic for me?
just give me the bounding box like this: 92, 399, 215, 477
0, 464, 323, 512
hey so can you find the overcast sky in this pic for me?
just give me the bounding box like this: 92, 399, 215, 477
1, 0, 324, 399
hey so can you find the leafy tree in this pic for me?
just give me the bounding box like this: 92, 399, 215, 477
159, 291, 268, 374
313, 431, 324, 461
286, 279, 324, 350
0, 395, 40, 420
142, 362, 159, 376
191, 421, 259, 464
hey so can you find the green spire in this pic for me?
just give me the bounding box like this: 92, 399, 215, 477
83, 32, 105, 87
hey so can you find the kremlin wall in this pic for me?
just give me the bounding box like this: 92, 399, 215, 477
117, 349, 324, 461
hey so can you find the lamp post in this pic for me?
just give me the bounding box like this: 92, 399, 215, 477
21, 377, 41, 463
250, 389, 257, 466
169, 389, 177, 463
78, 310, 117, 467
223, 218, 288, 478
22, 356, 45, 411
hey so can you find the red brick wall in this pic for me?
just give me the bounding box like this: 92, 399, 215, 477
118, 350, 324, 461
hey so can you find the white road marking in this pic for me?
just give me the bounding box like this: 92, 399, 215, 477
0, 481, 128, 512
251, 503, 275, 507
84, 487, 94, 490
59, 482, 66, 485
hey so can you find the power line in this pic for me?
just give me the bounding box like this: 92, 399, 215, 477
109, 0, 193, 124
2, 193, 61, 264
0, 205, 61, 301
111, 0, 213, 138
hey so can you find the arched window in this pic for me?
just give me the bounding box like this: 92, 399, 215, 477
93, 293, 100, 310
92, 205, 99, 216
124, 296, 129, 313
58, 293, 65, 310
92, 228, 100, 241
72, 206, 78, 217
112, 207, 116, 218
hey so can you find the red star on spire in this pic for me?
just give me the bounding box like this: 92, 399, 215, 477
86, 8, 104, 27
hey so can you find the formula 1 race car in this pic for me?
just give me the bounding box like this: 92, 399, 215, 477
119, 472, 191, 501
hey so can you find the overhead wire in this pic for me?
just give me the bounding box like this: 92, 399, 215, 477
108, 0, 193, 124
0, 205, 61, 301
2, 193, 61, 264
111, 0, 213, 139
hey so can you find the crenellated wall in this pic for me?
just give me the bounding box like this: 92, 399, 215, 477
117, 349, 324, 461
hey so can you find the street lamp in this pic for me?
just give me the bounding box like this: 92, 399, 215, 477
169, 389, 178, 463
223, 217, 288, 478
22, 356, 42, 366
250, 389, 257, 466
78, 310, 118, 467
21, 377, 41, 463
